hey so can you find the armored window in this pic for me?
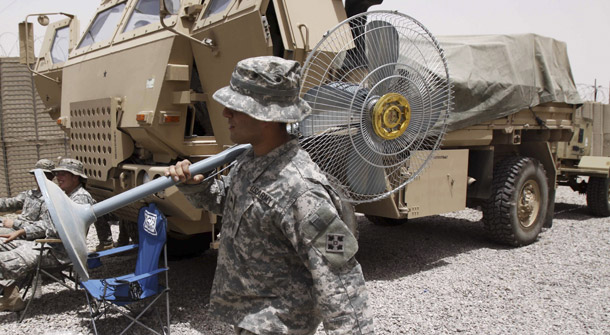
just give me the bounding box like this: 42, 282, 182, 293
204, 0, 232, 18
123, 0, 181, 33
50, 26, 70, 64
78, 3, 127, 49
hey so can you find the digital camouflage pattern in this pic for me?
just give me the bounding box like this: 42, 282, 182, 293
0, 189, 45, 233
0, 184, 95, 280
53, 158, 87, 179
0, 191, 26, 213
0, 238, 65, 281
212, 56, 311, 123
0, 157, 55, 234
29, 158, 55, 174
178, 139, 373, 334
54, 158, 112, 246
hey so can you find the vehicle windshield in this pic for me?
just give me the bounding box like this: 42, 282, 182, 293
78, 3, 127, 49
204, 0, 232, 18
50, 26, 70, 63
123, 0, 181, 33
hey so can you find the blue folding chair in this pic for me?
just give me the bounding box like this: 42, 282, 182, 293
80, 203, 170, 335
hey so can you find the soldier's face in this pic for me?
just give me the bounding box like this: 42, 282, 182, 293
222, 107, 264, 145
55, 171, 80, 194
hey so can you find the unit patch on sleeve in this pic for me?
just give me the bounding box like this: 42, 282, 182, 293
309, 203, 358, 267
326, 233, 345, 253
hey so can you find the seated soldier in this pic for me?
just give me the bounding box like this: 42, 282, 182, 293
0, 159, 55, 235
0, 158, 107, 311
51, 160, 114, 252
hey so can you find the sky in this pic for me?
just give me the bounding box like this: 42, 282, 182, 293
0, 0, 608, 102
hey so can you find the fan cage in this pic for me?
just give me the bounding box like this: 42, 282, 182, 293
298, 11, 452, 203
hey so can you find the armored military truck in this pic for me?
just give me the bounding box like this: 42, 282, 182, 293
19, 0, 375, 253
556, 101, 610, 217
19, 0, 609, 251
359, 34, 610, 246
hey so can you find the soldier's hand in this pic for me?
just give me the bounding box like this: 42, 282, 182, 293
165, 160, 204, 184
1, 229, 24, 243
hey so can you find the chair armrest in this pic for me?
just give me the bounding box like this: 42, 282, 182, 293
33, 239, 63, 252
87, 244, 138, 260
34, 238, 62, 244
87, 244, 139, 269
106, 267, 168, 286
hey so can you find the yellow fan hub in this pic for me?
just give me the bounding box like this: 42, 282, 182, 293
372, 93, 411, 140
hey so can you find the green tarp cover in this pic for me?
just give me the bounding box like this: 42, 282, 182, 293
436, 34, 582, 131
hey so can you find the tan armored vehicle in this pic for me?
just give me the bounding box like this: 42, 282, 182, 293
556, 101, 610, 216
20, 0, 383, 254
19, 0, 609, 253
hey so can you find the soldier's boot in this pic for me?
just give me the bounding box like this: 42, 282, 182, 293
92, 242, 114, 252
93, 219, 114, 252
0, 283, 26, 312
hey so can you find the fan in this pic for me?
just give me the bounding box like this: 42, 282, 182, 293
298, 11, 452, 203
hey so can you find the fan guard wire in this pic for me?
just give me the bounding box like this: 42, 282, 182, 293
298, 11, 452, 203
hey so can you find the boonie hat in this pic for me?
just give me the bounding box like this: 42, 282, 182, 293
213, 56, 311, 123
29, 159, 55, 174
53, 158, 87, 179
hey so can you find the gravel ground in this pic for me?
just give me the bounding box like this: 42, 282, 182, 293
1, 185, 608, 334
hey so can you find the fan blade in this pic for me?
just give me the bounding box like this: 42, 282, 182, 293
365, 20, 399, 87
346, 149, 387, 195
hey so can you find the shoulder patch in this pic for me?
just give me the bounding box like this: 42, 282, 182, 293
308, 206, 358, 268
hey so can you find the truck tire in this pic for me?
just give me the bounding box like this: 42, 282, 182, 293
365, 215, 407, 226
482, 157, 548, 246
586, 177, 610, 217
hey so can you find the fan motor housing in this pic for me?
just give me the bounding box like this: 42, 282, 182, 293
372, 93, 411, 140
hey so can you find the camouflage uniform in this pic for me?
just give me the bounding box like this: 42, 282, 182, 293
53, 158, 113, 247
177, 56, 373, 334
0, 159, 54, 235
0, 189, 44, 235
0, 184, 92, 280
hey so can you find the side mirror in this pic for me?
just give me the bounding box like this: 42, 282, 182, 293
159, 0, 170, 16
160, 0, 180, 16
37, 15, 50, 26
158, 0, 214, 49
18, 13, 75, 82
18, 21, 35, 65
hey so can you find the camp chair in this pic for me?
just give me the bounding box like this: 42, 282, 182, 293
19, 238, 78, 322
80, 203, 170, 335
